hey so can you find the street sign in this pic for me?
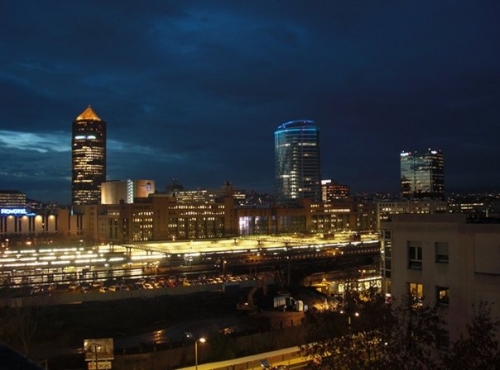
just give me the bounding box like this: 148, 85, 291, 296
83, 338, 114, 361
87, 361, 112, 370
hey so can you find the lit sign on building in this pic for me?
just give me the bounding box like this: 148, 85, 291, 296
1, 208, 28, 215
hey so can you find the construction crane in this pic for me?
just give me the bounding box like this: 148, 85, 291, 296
236, 276, 268, 311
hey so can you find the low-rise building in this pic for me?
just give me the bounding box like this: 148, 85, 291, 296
0, 188, 379, 245
381, 214, 500, 343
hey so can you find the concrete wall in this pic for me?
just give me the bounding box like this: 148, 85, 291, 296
0, 279, 267, 308
111, 324, 308, 370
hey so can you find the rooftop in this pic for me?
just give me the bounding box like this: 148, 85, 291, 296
75, 105, 102, 121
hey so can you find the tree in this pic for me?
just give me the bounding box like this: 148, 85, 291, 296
302, 290, 500, 370
442, 301, 500, 370
302, 291, 447, 370
302, 289, 393, 369
379, 295, 445, 370
0, 301, 44, 356
204, 332, 237, 362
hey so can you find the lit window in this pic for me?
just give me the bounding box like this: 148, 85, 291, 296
409, 282, 424, 308
437, 286, 449, 306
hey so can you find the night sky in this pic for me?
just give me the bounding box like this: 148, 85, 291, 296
1, 1, 499, 204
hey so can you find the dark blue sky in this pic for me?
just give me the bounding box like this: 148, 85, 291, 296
1, 1, 499, 204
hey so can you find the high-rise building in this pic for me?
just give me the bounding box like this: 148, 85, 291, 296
275, 120, 322, 203
400, 149, 444, 199
71, 106, 106, 205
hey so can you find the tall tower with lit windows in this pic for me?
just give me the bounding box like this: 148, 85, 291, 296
71, 106, 106, 205
275, 120, 322, 204
400, 149, 444, 200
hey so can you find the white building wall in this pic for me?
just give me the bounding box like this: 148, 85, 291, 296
382, 214, 500, 343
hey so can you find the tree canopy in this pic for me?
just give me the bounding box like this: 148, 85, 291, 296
302, 290, 499, 370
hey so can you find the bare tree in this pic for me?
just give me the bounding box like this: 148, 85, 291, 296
0, 301, 43, 356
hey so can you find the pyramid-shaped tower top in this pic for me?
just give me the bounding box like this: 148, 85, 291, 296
75, 106, 102, 121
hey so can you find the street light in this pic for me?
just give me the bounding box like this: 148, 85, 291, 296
194, 337, 206, 370
340, 310, 359, 334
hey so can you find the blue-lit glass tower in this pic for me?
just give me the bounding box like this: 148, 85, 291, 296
275, 120, 322, 204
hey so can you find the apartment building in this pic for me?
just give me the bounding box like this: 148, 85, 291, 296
381, 214, 500, 343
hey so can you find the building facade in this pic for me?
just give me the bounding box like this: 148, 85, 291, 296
381, 214, 500, 344
101, 180, 155, 205
376, 198, 448, 230
72, 106, 107, 205
321, 179, 350, 202
0, 190, 27, 207
66, 195, 380, 244
275, 120, 322, 204
400, 149, 444, 199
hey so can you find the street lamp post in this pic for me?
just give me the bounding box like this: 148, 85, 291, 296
340, 309, 359, 334
87, 342, 100, 370
94, 344, 99, 370
194, 337, 206, 370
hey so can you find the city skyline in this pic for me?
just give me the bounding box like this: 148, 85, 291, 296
1, 2, 499, 204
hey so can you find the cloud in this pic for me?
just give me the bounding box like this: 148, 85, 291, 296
0, 130, 69, 153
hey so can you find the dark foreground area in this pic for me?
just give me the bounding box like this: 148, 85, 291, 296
3, 284, 325, 369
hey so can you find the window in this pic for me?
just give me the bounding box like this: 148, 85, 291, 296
435, 242, 449, 263
409, 282, 424, 308
437, 286, 449, 306
408, 241, 423, 269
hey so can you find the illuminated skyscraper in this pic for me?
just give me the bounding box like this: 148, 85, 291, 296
400, 149, 444, 199
71, 106, 106, 205
275, 120, 322, 203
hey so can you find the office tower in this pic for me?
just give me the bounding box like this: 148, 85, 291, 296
275, 120, 322, 203
400, 149, 444, 199
71, 106, 106, 205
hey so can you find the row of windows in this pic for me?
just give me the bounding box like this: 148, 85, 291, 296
407, 241, 449, 270
409, 282, 449, 308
